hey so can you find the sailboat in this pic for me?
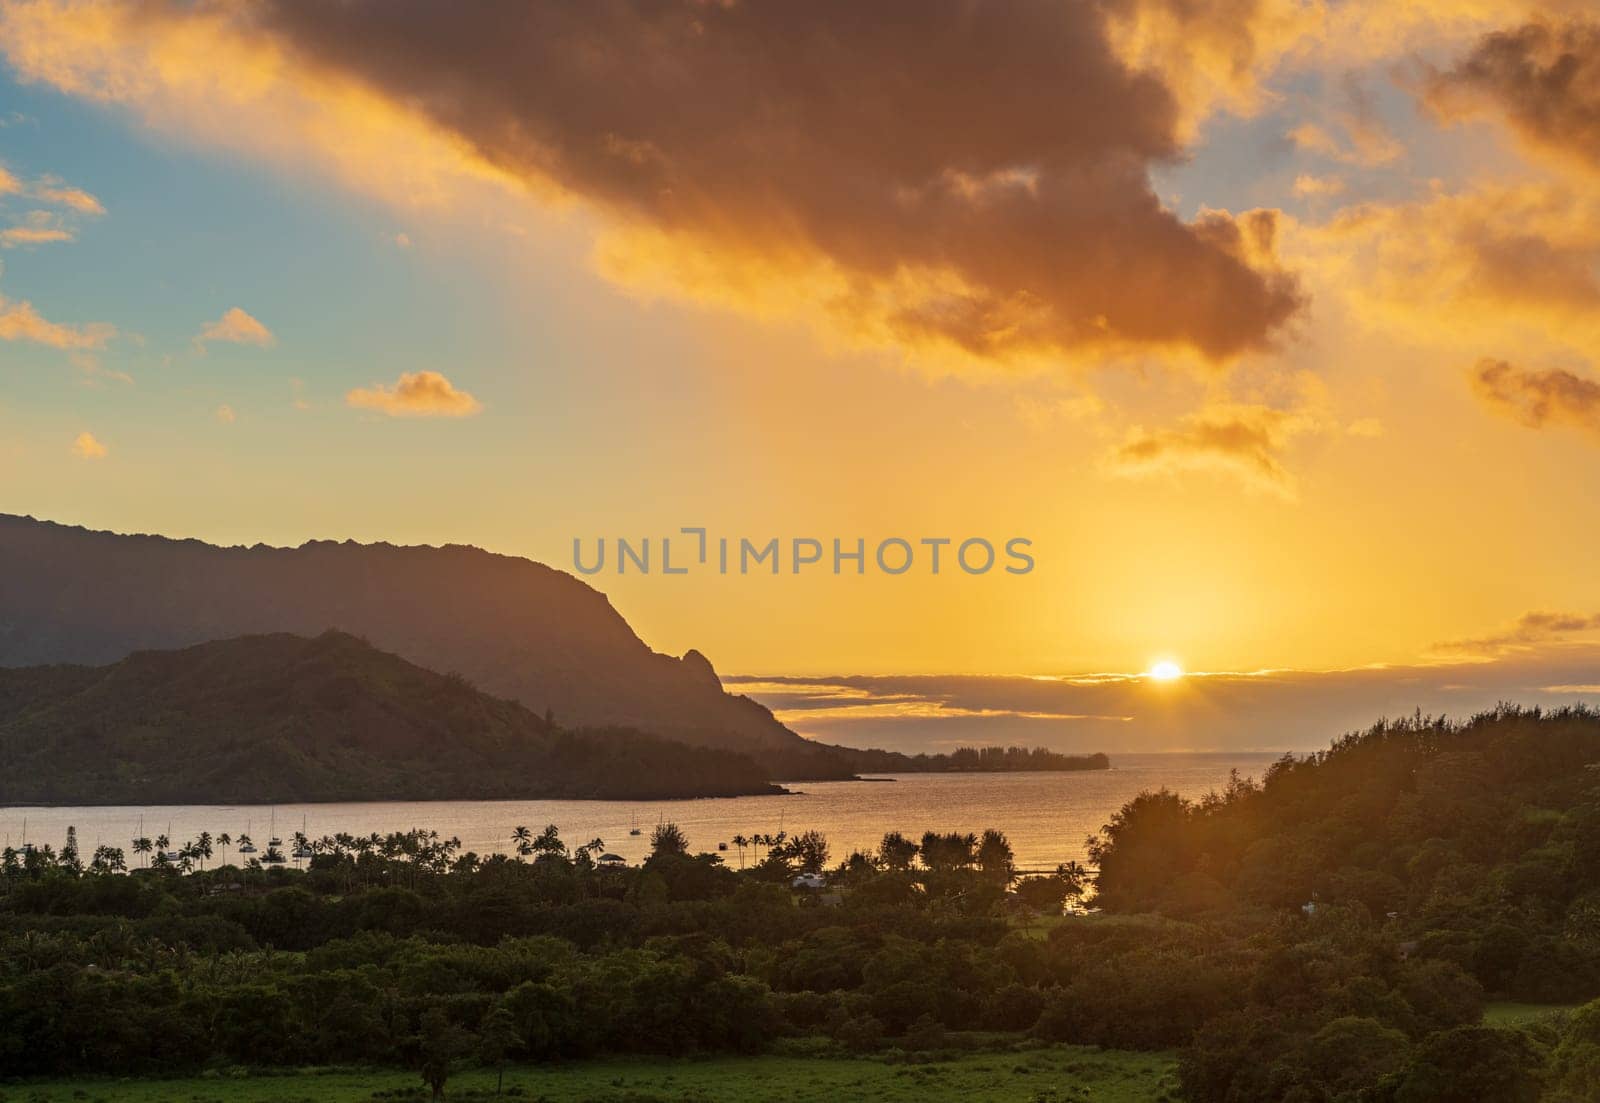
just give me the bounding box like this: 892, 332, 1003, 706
628, 812, 641, 837
238, 818, 258, 855
262, 809, 286, 864
291, 815, 314, 861
162, 821, 181, 863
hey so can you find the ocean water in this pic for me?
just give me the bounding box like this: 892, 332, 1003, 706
1, 751, 1282, 871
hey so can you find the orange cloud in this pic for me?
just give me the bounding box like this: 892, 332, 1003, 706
1310, 182, 1600, 359
1473, 357, 1600, 437
1, 208, 72, 246
1108, 401, 1318, 499
0, 161, 101, 213
32, 177, 103, 214
346, 370, 481, 418
1292, 174, 1347, 198
1099, 0, 1322, 135
0, 0, 1305, 370
1436, 610, 1600, 657
1426, 18, 1600, 175
0, 291, 114, 348
0, 0, 516, 211
196, 307, 274, 348
70, 429, 106, 459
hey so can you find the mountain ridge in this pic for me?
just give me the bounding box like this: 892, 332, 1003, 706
0, 630, 784, 803
0, 513, 845, 775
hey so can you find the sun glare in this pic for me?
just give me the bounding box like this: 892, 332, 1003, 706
1148, 660, 1183, 681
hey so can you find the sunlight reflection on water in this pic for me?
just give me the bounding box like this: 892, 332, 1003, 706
2, 752, 1282, 870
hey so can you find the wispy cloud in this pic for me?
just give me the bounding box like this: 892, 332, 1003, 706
1292, 173, 1346, 198
31, 177, 103, 214
1, 209, 73, 247
70, 430, 106, 459
0, 162, 105, 245
195, 307, 275, 349
1288, 76, 1403, 167
1435, 610, 1600, 658
1107, 402, 1317, 499
0, 291, 114, 349
1473, 357, 1600, 438
346, 370, 481, 418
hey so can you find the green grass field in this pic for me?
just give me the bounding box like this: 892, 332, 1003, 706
1, 1046, 1180, 1103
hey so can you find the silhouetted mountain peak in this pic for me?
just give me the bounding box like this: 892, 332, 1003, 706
679, 649, 722, 689
0, 514, 808, 763
0, 631, 781, 803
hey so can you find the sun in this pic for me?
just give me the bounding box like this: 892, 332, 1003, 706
1148, 660, 1184, 682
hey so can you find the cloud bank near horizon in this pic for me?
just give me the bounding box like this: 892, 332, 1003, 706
728, 646, 1600, 755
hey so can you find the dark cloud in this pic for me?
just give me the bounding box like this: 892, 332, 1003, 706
1427, 19, 1600, 172
250, 0, 1304, 363
1436, 609, 1600, 656
1473, 357, 1600, 436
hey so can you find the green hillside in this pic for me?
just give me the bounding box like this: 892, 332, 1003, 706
0, 631, 780, 803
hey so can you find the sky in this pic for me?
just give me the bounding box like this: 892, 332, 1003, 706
3, 1, 1600, 752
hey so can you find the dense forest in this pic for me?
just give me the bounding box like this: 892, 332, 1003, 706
1090, 704, 1600, 1100
3, 706, 1599, 1101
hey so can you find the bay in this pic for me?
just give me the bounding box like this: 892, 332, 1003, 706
1, 751, 1282, 871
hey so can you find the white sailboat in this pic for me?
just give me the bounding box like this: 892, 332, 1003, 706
292, 815, 314, 861
263, 808, 286, 864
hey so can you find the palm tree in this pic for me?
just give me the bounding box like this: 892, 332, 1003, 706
1058, 860, 1090, 899
532, 824, 566, 860
511, 825, 532, 859
132, 836, 153, 869
217, 832, 232, 867
732, 834, 749, 869
91, 845, 127, 874
196, 831, 213, 871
